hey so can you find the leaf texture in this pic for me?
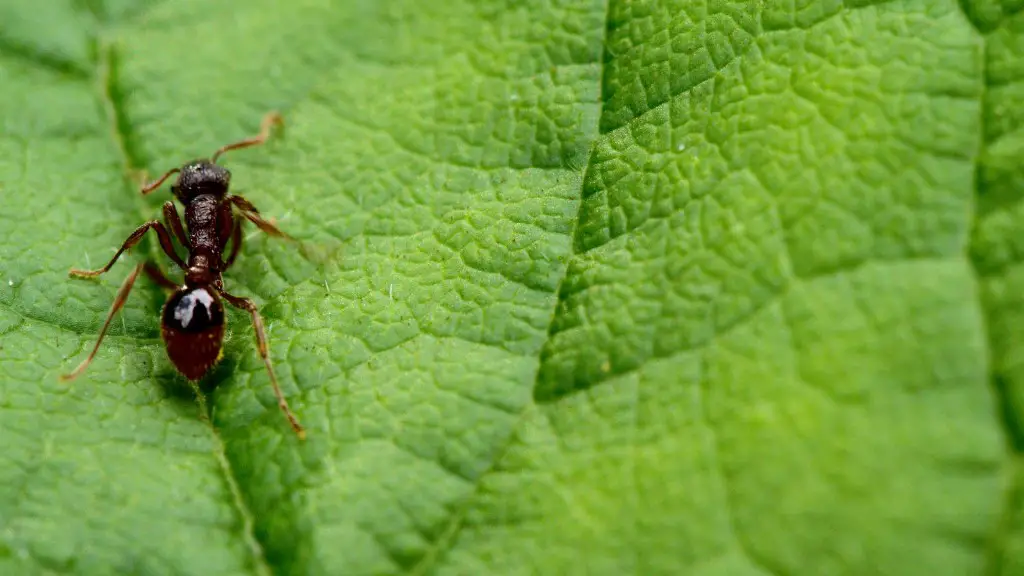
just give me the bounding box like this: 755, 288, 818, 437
0, 0, 1020, 574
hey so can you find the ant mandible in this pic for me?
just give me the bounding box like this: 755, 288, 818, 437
60, 112, 306, 439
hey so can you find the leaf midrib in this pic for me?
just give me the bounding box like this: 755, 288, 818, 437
90, 10, 273, 576
406, 1, 615, 572
962, 4, 1023, 576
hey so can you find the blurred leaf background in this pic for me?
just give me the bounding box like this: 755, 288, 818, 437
0, 0, 1022, 574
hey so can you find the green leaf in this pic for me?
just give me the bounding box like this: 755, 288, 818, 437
0, 0, 1019, 574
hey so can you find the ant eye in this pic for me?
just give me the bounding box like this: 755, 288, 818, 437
163, 288, 224, 333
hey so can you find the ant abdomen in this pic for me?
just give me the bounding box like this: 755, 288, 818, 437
161, 286, 226, 380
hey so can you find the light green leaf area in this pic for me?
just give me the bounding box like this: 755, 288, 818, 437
0, 0, 1020, 574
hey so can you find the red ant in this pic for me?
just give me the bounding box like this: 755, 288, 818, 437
60, 112, 306, 439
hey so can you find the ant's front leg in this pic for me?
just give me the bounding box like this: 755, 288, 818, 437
162, 201, 189, 248
228, 195, 335, 266
219, 289, 306, 439
228, 195, 293, 240
69, 220, 186, 278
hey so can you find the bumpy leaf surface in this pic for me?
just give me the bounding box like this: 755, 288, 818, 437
0, 0, 1020, 574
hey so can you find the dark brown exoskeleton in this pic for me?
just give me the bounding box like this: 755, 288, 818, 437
60, 112, 305, 439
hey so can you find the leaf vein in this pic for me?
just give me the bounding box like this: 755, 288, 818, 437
403, 0, 614, 573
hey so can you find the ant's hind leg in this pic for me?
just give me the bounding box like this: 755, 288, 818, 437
60, 263, 144, 382
69, 220, 186, 278
219, 290, 306, 439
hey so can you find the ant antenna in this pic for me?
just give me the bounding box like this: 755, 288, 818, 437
140, 168, 181, 195
210, 111, 283, 164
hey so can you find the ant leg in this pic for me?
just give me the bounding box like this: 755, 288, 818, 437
162, 201, 189, 248
60, 263, 144, 382
219, 290, 306, 439
229, 194, 334, 265
69, 220, 186, 278
143, 262, 179, 291
141, 168, 181, 195
228, 195, 293, 239
223, 217, 244, 270
228, 195, 261, 214
211, 112, 283, 163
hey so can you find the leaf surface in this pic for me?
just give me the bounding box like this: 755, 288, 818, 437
0, 0, 1019, 574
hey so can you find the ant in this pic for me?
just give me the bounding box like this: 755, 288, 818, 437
60, 112, 306, 439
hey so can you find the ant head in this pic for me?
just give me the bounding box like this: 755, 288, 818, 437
172, 160, 231, 201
